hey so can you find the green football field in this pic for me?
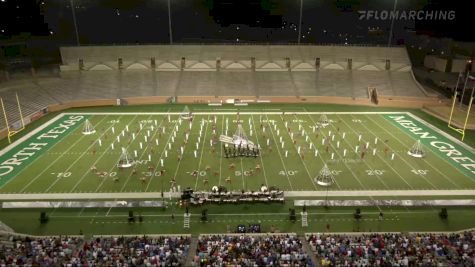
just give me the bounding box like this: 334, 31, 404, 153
0, 109, 474, 196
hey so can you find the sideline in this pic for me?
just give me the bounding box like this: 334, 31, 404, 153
0, 190, 474, 200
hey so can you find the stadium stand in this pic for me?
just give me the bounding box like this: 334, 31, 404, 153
0, 234, 83, 266
82, 236, 190, 266
0, 233, 191, 266
307, 231, 475, 266
194, 234, 312, 266
1, 231, 474, 266
0, 45, 435, 131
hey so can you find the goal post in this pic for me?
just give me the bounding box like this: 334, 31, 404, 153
0, 93, 26, 144
448, 91, 473, 141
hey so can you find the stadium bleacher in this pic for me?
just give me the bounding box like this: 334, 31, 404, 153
194, 234, 312, 266
0, 234, 191, 266
0, 45, 431, 130
1, 231, 473, 266
307, 231, 475, 266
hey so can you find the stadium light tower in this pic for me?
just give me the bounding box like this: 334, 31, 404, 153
167, 0, 173, 44
69, 0, 80, 46
387, 0, 397, 47
297, 0, 303, 44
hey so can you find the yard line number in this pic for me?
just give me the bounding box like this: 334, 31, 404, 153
278, 170, 342, 176
411, 169, 429, 176
51, 172, 71, 178
366, 169, 386, 176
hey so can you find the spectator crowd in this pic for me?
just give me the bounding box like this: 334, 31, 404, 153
0, 236, 82, 266
194, 234, 312, 266
307, 231, 475, 266
0, 235, 190, 266
1, 231, 474, 266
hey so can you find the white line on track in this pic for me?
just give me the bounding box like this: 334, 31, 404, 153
44, 116, 112, 192
193, 115, 208, 191
145, 109, 180, 192
250, 114, 269, 187
338, 114, 414, 190
365, 115, 454, 189
0, 113, 64, 156
62, 111, 410, 116
18, 116, 109, 193
119, 116, 166, 192
70, 115, 138, 193
305, 112, 376, 190
173, 120, 194, 191
281, 114, 318, 190
218, 115, 224, 186
265, 114, 294, 190
1, 189, 474, 200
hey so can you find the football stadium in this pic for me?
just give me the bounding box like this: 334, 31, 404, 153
0, 1, 474, 266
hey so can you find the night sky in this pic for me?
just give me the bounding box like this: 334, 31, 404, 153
0, 0, 470, 45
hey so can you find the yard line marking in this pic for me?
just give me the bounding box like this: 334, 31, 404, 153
145, 109, 179, 192
366, 115, 448, 189
0, 113, 64, 157
339, 114, 414, 190
407, 113, 475, 153
307, 113, 389, 191
105, 206, 113, 217
251, 114, 269, 187
336, 114, 414, 214
218, 115, 224, 186
170, 115, 195, 191
194, 115, 209, 191
77, 207, 86, 217
49, 210, 447, 219
2, 189, 473, 200
265, 114, 294, 190
18, 116, 110, 193
119, 115, 165, 192
400, 115, 475, 185
303, 113, 356, 190
63, 111, 410, 116
240, 158, 245, 189
44, 116, 113, 192
279, 114, 318, 190
70, 115, 138, 193
94, 114, 152, 193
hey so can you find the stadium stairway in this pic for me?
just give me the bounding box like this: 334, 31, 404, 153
299, 235, 318, 267
185, 235, 199, 266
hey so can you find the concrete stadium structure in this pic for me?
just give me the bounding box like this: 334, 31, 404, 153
0, 45, 439, 133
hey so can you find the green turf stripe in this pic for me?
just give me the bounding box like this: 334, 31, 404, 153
0, 115, 88, 187
382, 114, 475, 179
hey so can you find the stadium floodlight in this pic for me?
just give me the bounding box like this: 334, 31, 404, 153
407, 140, 425, 158
82, 119, 96, 135
69, 0, 80, 46
318, 114, 330, 127
180, 105, 193, 120
117, 147, 134, 168
314, 164, 334, 187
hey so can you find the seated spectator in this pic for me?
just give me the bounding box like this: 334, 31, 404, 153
307, 231, 475, 266
0, 235, 82, 266
195, 234, 310, 266
80, 236, 190, 266
0, 235, 190, 267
